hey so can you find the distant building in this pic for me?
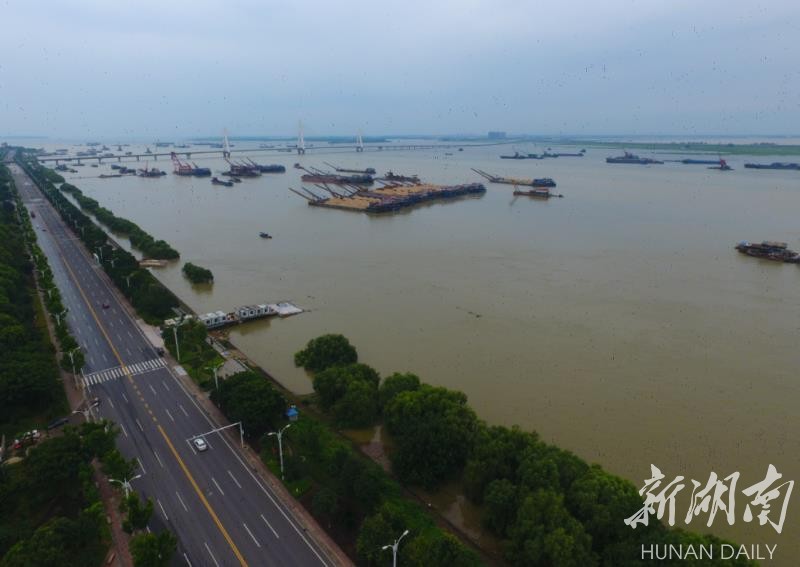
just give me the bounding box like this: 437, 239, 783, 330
488, 131, 507, 139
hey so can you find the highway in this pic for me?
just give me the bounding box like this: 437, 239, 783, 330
9, 161, 335, 567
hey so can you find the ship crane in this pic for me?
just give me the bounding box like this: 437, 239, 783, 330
170, 152, 193, 175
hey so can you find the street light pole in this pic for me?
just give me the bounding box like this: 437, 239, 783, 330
67, 347, 80, 389
109, 474, 142, 498
267, 424, 291, 480
172, 325, 180, 362
206, 362, 224, 391
382, 530, 410, 567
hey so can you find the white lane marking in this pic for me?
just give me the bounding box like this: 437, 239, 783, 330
126, 330, 133, 339
179, 404, 188, 417
122, 393, 129, 403
242, 522, 261, 548
119, 423, 128, 438
175, 490, 189, 512
227, 470, 242, 489
183, 553, 192, 566
203, 542, 220, 567
126, 347, 132, 356
162, 380, 170, 392
136, 457, 147, 474
157, 499, 169, 521
149, 384, 157, 395
211, 477, 225, 496
260, 514, 280, 538
153, 450, 164, 468
135, 418, 144, 432
165, 408, 175, 422
108, 398, 115, 409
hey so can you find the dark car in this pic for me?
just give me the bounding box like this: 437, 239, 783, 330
101, 302, 110, 309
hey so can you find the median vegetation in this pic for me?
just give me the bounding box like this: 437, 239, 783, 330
182, 262, 214, 284
59, 182, 179, 260
0, 166, 69, 435
17, 158, 180, 323
294, 334, 755, 567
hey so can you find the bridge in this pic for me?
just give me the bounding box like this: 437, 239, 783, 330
38, 140, 519, 164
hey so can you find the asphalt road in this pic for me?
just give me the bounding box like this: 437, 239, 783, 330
9, 162, 333, 567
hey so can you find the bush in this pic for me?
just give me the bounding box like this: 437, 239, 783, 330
182, 262, 214, 284
294, 334, 358, 372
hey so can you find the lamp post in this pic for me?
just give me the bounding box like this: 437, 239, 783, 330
54, 308, 68, 326
109, 474, 142, 498
206, 362, 224, 391
67, 347, 81, 389
267, 424, 291, 480
382, 530, 409, 567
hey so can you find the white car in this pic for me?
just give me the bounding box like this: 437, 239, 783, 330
193, 437, 208, 452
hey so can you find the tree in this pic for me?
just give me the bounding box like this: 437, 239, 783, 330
101, 448, 137, 481
356, 502, 411, 566
121, 492, 154, 534
506, 489, 597, 567
311, 363, 380, 426
129, 531, 177, 567
181, 262, 213, 284
211, 371, 285, 439
384, 385, 479, 489
312, 487, 339, 528
405, 531, 482, 567
294, 334, 357, 373
378, 372, 420, 410
482, 478, 519, 536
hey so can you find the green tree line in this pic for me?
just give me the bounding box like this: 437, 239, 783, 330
16, 159, 180, 323
59, 181, 179, 260
294, 334, 756, 567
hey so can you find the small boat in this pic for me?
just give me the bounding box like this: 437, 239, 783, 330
259, 232, 273, 239
513, 187, 564, 199
212, 177, 234, 187
230, 177, 242, 183
735, 241, 800, 263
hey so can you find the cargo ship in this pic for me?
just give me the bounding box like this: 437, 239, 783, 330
735, 241, 800, 263
324, 162, 376, 175
743, 162, 800, 170
606, 151, 663, 165
500, 152, 528, 160
472, 168, 556, 188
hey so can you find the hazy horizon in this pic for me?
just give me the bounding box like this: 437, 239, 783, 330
2, 1, 798, 139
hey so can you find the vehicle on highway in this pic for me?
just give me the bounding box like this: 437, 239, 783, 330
156, 347, 165, 356
193, 437, 209, 452
101, 302, 110, 309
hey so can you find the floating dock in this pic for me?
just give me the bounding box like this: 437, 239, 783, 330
165, 301, 304, 330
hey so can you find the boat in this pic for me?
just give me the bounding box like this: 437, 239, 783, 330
708, 159, 733, 171
681, 158, 721, 165
606, 151, 663, 165
735, 241, 800, 263
500, 151, 528, 159
138, 165, 166, 177
382, 171, 420, 183
230, 177, 242, 183
259, 232, 273, 239
472, 169, 556, 188
211, 177, 234, 187
323, 162, 376, 175
514, 187, 563, 198
743, 162, 800, 170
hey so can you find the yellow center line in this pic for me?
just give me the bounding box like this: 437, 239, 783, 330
42, 213, 248, 566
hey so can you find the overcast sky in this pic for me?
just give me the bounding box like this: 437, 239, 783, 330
1, 0, 798, 139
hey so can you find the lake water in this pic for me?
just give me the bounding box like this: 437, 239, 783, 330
47, 139, 800, 560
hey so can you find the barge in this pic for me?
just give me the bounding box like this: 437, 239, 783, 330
606, 151, 663, 165
735, 241, 800, 263
472, 168, 556, 187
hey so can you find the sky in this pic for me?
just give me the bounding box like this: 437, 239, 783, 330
1, 0, 798, 139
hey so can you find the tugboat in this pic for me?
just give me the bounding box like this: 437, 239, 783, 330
211, 177, 234, 187
259, 232, 273, 239
735, 241, 800, 263
606, 151, 663, 165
